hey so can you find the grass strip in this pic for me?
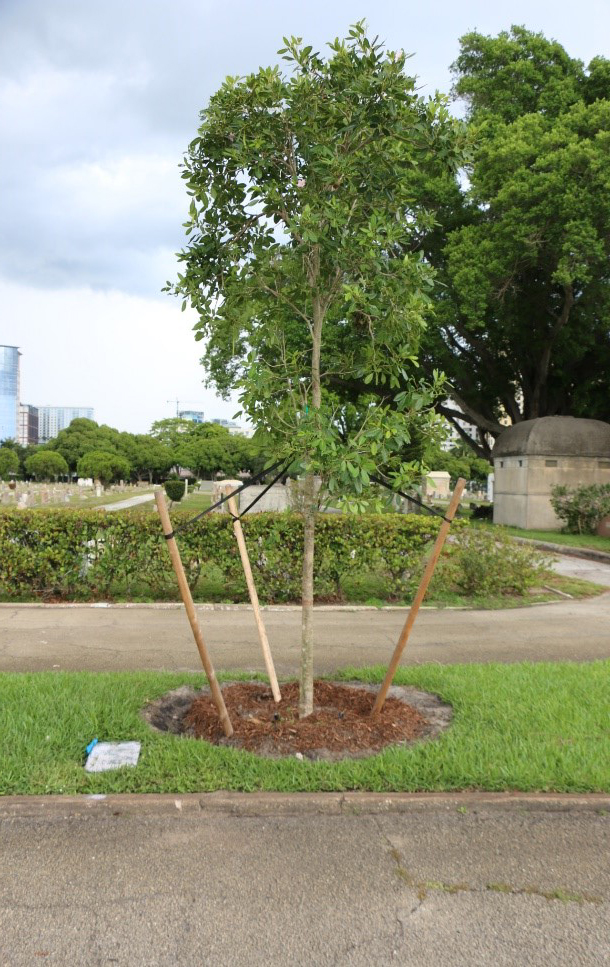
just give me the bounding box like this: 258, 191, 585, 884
0, 661, 608, 796
499, 527, 610, 555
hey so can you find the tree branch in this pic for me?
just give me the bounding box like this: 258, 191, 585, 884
445, 386, 504, 436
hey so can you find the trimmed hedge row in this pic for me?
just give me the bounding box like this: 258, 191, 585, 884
0, 509, 458, 603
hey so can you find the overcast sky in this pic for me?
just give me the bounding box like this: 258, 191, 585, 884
2, 0, 607, 434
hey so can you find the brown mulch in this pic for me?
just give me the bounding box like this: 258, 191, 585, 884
183, 680, 427, 760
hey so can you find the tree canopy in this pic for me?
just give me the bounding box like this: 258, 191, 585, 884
77, 450, 131, 488
420, 26, 610, 456
0, 447, 19, 480
24, 450, 69, 481
169, 23, 467, 714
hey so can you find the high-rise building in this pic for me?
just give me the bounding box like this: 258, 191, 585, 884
0, 345, 20, 442
211, 418, 244, 436
178, 410, 205, 423
38, 406, 94, 443
18, 404, 39, 446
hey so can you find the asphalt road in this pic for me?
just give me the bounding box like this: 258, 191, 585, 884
1, 589, 609, 674
1, 794, 608, 967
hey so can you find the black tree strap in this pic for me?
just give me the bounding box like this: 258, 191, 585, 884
231, 460, 291, 519
370, 474, 452, 523
163, 456, 289, 540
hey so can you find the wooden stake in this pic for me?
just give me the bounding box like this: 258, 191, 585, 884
155, 490, 233, 737
225, 488, 281, 703
372, 478, 467, 715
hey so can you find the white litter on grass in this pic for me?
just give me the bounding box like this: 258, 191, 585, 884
85, 742, 141, 773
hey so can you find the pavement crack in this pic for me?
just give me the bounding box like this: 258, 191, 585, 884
485, 882, 603, 905
373, 818, 603, 906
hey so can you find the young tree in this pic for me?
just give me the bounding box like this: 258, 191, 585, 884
169, 24, 466, 715
25, 450, 69, 481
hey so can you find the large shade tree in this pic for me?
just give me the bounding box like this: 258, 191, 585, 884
169, 24, 466, 715
77, 450, 131, 489
24, 450, 69, 481
420, 26, 610, 456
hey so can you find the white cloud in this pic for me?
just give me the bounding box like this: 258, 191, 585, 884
4, 280, 240, 433
1, 0, 608, 434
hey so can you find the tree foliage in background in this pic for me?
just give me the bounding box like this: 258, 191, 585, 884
0, 447, 19, 480
76, 450, 131, 488
24, 417, 260, 484
24, 450, 69, 481
423, 442, 490, 486
420, 26, 610, 456
168, 24, 467, 714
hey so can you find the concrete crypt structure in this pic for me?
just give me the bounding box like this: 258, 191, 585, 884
492, 416, 610, 530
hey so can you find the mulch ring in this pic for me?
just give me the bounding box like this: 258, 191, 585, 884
142, 681, 453, 761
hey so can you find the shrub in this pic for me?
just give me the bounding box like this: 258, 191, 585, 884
0, 510, 464, 603
164, 480, 185, 503
420, 526, 549, 598
550, 484, 610, 534
339, 569, 389, 602
470, 503, 493, 520
195, 563, 229, 602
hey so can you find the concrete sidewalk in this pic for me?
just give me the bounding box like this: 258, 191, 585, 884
1, 794, 608, 966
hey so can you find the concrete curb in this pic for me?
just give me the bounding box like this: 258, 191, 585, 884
2, 791, 609, 820
0, 602, 457, 612
512, 536, 610, 564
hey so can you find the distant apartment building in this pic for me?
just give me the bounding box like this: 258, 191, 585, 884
18, 404, 39, 446
38, 406, 94, 443
211, 418, 243, 436
179, 410, 205, 423
0, 345, 20, 442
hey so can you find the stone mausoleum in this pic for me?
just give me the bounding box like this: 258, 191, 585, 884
492, 416, 610, 530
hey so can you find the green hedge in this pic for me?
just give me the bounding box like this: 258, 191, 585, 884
0, 510, 458, 603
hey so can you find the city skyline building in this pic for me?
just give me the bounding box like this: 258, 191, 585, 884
211, 417, 244, 436
18, 404, 39, 446
178, 410, 204, 423
38, 406, 94, 443
0, 345, 20, 442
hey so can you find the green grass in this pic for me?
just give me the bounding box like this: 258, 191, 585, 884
420, 573, 605, 609
1, 661, 608, 796
128, 490, 212, 515
30, 488, 156, 510
500, 526, 610, 554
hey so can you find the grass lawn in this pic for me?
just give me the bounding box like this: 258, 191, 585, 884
129, 490, 212, 515
1, 661, 608, 796
501, 526, 610, 555
419, 573, 605, 610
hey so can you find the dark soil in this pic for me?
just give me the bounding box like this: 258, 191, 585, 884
182, 680, 428, 760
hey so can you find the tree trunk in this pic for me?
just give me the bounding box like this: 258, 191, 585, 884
299, 469, 316, 717
299, 281, 323, 718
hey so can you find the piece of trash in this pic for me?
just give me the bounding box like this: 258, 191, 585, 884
85, 738, 98, 756
295, 752, 304, 761
85, 741, 141, 773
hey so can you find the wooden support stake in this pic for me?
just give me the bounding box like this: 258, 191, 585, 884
155, 490, 233, 737
372, 478, 467, 715
226, 488, 281, 703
